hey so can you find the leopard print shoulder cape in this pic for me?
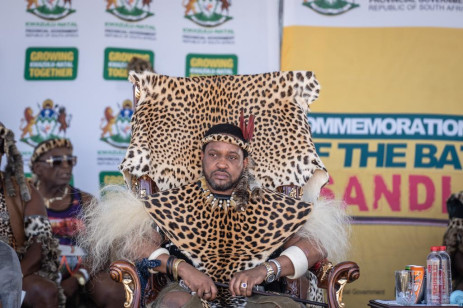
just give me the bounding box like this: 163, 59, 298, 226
144, 180, 312, 283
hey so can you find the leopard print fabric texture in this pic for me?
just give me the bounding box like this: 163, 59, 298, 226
22, 215, 66, 306
0, 187, 14, 246
144, 180, 312, 284
121, 71, 328, 192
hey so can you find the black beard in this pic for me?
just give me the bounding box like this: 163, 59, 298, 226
203, 167, 244, 193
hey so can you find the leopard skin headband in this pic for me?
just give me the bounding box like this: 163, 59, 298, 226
201, 134, 253, 154
30, 138, 73, 165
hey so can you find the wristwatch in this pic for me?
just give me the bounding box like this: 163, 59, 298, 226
262, 262, 276, 284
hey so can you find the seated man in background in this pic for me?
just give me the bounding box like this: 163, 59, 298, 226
0, 122, 64, 308
30, 138, 125, 308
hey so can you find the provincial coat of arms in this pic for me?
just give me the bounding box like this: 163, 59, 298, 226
26, 0, 75, 21
303, 0, 359, 15
100, 99, 133, 149
106, 0, 154, 22
20, 99, 72, 147
183, 0, 232, 27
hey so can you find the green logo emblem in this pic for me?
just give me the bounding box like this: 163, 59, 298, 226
99, 171, 125, 187
26, 0, 76, 20
25, 47, 78, 81
303, 0, 359, 15
184, 0, 232, 27
106, 0, 154, 22
19, 99, 72, 147
100, 100, 133, 149
103, 47, 154, 80
186, 54, 237, 77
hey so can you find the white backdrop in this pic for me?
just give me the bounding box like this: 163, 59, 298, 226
0, 0, 280, 195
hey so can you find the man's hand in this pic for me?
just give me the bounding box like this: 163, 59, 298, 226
178, 262, 218, 301
61, 276, 79, 297
229, 265, 267, 297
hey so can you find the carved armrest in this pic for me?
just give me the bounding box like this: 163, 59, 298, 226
311, 260, 360, 308
110, 260, 141, 308
110, 258, 360, 308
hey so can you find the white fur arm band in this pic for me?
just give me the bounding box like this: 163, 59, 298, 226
280, 245, 309, 279
148, 248, 170, 274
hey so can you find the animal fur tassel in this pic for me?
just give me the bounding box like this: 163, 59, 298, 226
77, 185, 162, 273
296, 198, 352, 264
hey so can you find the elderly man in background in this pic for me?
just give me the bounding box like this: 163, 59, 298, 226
30, 138, 125, 308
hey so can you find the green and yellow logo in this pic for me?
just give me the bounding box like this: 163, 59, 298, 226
19, 99, 72, 147
103, 48, 154, 80
303, 0, 359, 15
183, 0, 232, 27
26, 0, 76, 20
25, 47, 78, 80
186, 54, 237, 77
106, 0, 154, 22
99, 171, 125, 187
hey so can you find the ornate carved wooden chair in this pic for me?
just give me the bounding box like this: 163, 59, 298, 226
109, 71, 360, 307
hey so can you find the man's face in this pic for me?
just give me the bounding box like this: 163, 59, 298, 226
202, 141, 248, 195
33, 147, 74, 186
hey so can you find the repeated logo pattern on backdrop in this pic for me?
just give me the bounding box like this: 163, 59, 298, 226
3, 1, 280, 201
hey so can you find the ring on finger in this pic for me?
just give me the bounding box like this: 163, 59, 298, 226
191, 291, 197, 296
240, 282, 248, 289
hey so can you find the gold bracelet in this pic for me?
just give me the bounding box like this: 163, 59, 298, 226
173, 259, 186, 281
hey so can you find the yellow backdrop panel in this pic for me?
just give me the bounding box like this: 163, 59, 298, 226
282, 25, 463, 306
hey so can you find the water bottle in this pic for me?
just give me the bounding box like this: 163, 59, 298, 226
450, 290, 463, 306
439, 246, 452, 304
426, 246, 442, 305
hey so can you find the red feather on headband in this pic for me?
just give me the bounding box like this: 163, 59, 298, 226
239, 109, 255, 142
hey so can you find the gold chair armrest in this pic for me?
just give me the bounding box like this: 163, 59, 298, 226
110, 260, 141, 308
311, 260, 360, 308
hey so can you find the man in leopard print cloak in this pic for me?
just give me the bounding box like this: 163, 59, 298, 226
145, 123, 329, 308
0, 123, 65, 307
80, 71, 351, 308
81, 122, 351, 308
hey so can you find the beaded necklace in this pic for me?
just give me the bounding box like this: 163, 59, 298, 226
37, 181, 69, 208
198, 177, 238, 212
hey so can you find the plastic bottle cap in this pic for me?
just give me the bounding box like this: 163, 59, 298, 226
450, 290, 463, 305
431, 246, 439, 251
